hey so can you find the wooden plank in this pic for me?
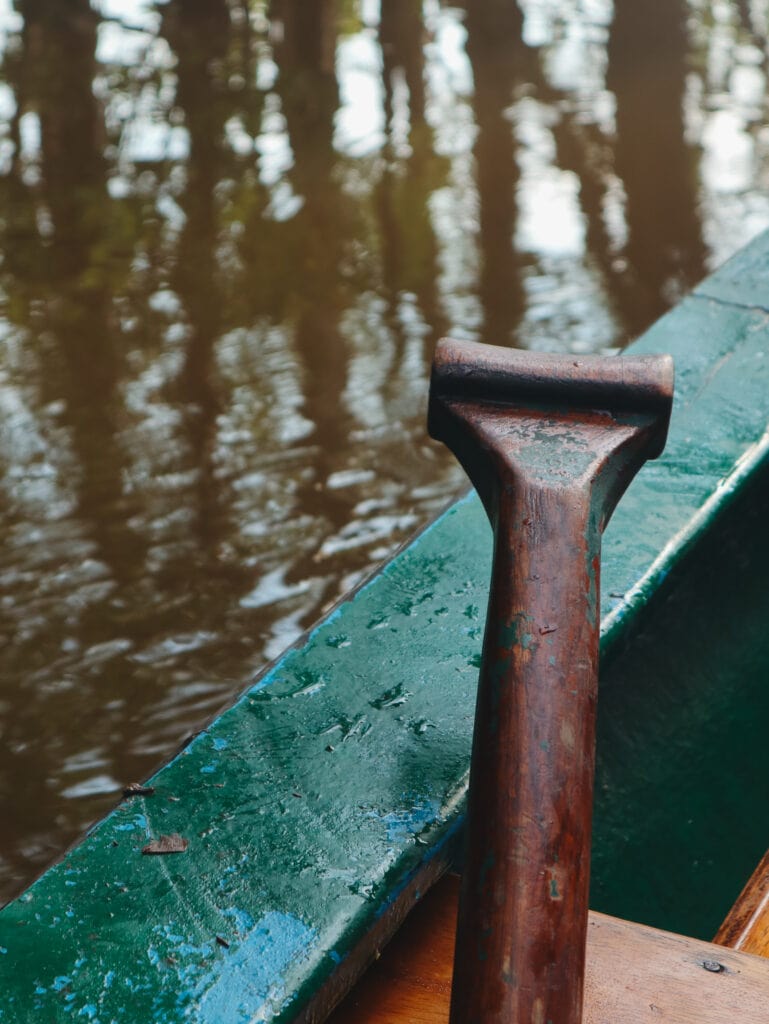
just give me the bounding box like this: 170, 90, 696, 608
584, 914, 769, 1024
328, 875, 459, 1024
329, 875, 769, 1024
715, 848, 769, 956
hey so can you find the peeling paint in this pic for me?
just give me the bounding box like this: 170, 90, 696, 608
193, 913, 315, 1021
374, 799, 441, 843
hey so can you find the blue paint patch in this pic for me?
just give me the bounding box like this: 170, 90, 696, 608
154, 923, 211, 960
123, 974, 156, 996
221, 907, 255, 934
246, 673, 278, 699
193, 912, 315, 1021
0, 947, 6, 954
373, 798, 441, 842
113, 813, 147, 833
78, 1004, 98, 1020
328, 949, 343, 964
52, 976, 72, 992
212, 738, 229, 751
200, 763, 217, 774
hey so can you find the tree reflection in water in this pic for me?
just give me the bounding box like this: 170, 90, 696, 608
0, 0, 767, 902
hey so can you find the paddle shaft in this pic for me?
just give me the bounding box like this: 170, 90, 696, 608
449, 473, 601, 1024
428, 341, 674, 1024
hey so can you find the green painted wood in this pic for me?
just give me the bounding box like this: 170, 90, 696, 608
3, 230, 769, 1021
595, 454, 769, 938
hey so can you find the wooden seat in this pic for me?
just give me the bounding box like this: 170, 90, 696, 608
328, 874, 769, 1024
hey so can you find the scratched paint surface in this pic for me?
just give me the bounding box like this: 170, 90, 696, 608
3, 232, 769, 1018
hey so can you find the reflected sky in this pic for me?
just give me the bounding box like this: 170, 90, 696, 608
0, 0, 768, 902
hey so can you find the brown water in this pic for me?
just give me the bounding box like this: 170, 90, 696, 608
0, 0, 768, 903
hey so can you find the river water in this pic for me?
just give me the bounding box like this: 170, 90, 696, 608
0, 0, 768, 902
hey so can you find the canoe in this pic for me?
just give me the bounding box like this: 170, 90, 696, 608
328, 333, 769, 1023
3, 232, 769, 1021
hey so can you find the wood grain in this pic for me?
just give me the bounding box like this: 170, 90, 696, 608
327, 875, 458, 1024
327, 874, 769, 1024
714, 848, 769, 955
584, 913, 769, 1023
428, 341, 674, 1024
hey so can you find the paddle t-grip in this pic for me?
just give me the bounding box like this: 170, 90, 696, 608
428, 338, 674, 1024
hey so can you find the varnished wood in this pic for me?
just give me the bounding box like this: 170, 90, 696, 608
714, 848, 769, 955
427, 340, 674, 1023
327, 875, 459, 1024
328, 874, 769, 1024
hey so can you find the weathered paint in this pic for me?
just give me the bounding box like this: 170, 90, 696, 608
3, 231, 769, 1019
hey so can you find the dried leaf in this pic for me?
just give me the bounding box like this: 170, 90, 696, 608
123, 782, 156, 798
142, 833, 188, 855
